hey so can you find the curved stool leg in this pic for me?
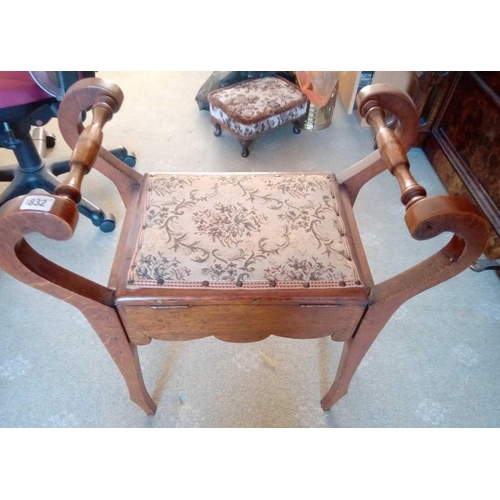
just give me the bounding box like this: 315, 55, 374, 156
0, 199, 156, 415
82, 304, 156, 415
213, 123, 222, 137
239, 139, 253, 158
321, 305, 387, 409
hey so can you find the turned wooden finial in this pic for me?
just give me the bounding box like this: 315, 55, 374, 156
55, 93, 120, 204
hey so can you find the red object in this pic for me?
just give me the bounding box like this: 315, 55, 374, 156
295, 71, 344, 107
0, 71, 52, 108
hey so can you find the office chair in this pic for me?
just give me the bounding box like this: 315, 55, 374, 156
0, 71, 136, 232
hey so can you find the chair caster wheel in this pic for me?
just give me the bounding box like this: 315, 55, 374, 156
99, 214, 116, 233
241, 148, 250, 158
213, 124, 222, 137
46, 133, 56, 148
293, 124, 301, 134
122, 151, 137, 167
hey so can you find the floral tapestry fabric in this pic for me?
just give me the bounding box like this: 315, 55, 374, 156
209, 102, 308, 139
127, 173, 362, 290
208, 77, 308, 140
208, 77, 308, 123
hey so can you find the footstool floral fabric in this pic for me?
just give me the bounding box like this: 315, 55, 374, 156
127, 173, 362, 290
208, 77, 308, 157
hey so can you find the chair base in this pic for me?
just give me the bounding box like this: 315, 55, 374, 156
0, 127, 136, 232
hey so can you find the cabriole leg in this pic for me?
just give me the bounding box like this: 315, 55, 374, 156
239, 139, 253, 158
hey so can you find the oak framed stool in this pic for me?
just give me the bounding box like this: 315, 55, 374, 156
0, 78, 488, 415
207, 76, 308, 157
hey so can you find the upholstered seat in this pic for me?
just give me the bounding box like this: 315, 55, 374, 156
0, 71, 51, 108
126, 173, 362, 290
208, 77, 308, 156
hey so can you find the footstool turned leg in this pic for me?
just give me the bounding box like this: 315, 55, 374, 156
293, 121, 302, 134
239, 139, 253, 158
213, 122, 222, 137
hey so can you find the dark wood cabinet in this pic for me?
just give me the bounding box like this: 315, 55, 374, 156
418, 71, 500, 259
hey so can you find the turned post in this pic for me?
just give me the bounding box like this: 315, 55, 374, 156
363, 102, 426, 208
55, 94, 120, 203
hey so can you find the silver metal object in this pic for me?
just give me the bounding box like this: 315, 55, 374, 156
301, 82, 339, 131
470, 259, 500, 272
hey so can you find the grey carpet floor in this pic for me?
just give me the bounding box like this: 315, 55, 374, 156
1, 71, 499, 427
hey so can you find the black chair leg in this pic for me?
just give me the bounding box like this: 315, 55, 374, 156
0, 173, 31, 205
0, 165, 17, 183
37, 170, 116, 232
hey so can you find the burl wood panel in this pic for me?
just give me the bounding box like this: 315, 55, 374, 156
439, 72, 500, 209
411, 71, 457, 145
422, 71, 500, 259
118, 302, 365, 345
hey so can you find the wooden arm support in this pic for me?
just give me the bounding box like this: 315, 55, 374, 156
338, 84, 489, 302
54, 93, 121, 203
353, 84, 489, 279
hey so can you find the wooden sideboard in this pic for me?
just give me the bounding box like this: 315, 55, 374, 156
416, 71, 500, 260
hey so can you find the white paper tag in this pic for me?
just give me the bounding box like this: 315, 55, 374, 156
20, 195, 55, 212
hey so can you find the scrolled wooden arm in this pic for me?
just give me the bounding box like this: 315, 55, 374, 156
370, 194, 489, 311
320, 193, 489, 411
56, 77, 143, 208
0, 194, 114, 306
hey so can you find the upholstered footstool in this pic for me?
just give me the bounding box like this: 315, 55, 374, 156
207, 77, 308, 157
